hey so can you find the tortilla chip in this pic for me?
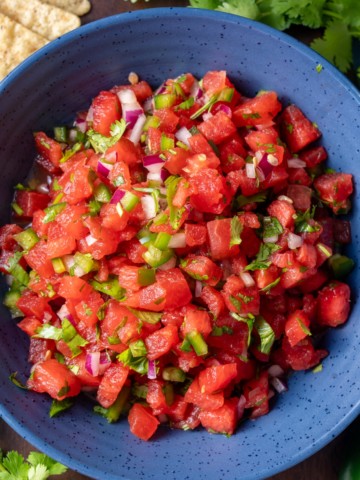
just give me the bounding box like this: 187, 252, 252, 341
0, 0, 81, 41
40, 0, 91, 16
0, 13, 48, 80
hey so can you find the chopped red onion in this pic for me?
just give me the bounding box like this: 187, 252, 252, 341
263, 234, 279, 244
175, 126, 192, 147
43, 311, 52, 323
288, 158, 307, 168
147, 172, 164, 183
277, 195, 293, 204
36, 183, 50, 194
129, 113, 146, 145
62, 255, 85, 277
195, 280, 203, 298
287, 232, 303, 250
74, 116, 87, 133
110, 189, 126, 205
257, 153, 276, 179
268, 364, 285, 377
271, 377, 288, 394
99, 351, 112, 374
237, 395, 246, 419
117, 88, 137, 105
143, 154, 165, 173
239, 271, 255, 287
217, 104, 232, 117
85, 351, 100, 377
85, 234, 97, 246
66, 314, 76, 327
202, 112, 213, 122
189, 79, 203, 99
168, 232, 186, 249
85, 106, 93, 122
143, 96, 153, 113
147, 359, 157, 379
125, 109, 143, 129
141, 194, 157, 220
157, 256, 177, 271
97, 161, 112, 178
103, 150, 118, 164
246, 162, 256, 179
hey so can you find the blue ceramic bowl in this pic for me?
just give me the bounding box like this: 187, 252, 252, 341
0, 8, 359, 480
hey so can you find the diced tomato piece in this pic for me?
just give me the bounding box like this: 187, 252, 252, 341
65, 352, 101, 388
14, 190, 50, 218
287, 184, 312, 212
156, 268, 192, 310
198, 363, 238, 394
333, 219, 351, 244
146, 379, 168, 413
58, 275, 93, 301
16, 290, 53, 319
282, 336, 327, 371
200, 285, 226, 319
296, 243, 317, 269
254, 264, 280, 291
244, 127, 279, 151
128, 403, 159, 441
145, 324, 179, 360
202, 70, 227, 96
314, 172, 353, 214
198, 111, 237, 144
199, 397, 239, 435
92, 91, 121, 136
97, 362, 129, 408
75, 290, 104, 328
58, 165, 93, 205
280, 105, 321, 153
207, 218, 240, 260
164, 147, 190, 175
222, 275, 260, 316
184, 377, 224, 411
34, 131, 63, 167
267, 199, 296, 229
28, 359, 81, 400
24, 240, 55, 278
299, 145, 327, 168
106, 137, 141, 166
180, 308, 212, 339
287, 167, 312, 187
180, 255, 222, 286
55, 203, 88, 239
153, 108, 179, 133
46, 223, 76, 259
243, 371, 269, 418
184, 223, 207, 247
190, 168, 230, 214
285, 310, 311, 347
317, 281, 351, 327
233, 91, 282, 127
17, 316, 42, 337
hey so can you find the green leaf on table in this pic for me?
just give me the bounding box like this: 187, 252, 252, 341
217, 0, 259, 19
311, 21, 353, 72
0, 451, 29, 479
27, 452, 68, 475
188, 0, 222, 8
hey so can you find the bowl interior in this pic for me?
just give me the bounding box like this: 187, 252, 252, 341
0, 8, 360, 480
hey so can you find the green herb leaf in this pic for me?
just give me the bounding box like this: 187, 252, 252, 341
262, 216, 283, 239
61, 318, 88, 357
254, 316, 275, 355
9, 372, 28, 390
229, 216, 243, 247
245, 243, 281, 271
117, 350, 148, 375
87, 119, 127, 154
59, 142, 82, 163
127, 308, 162, 324
230, 312, 255, 346
49, 398, 74, 418
236, 191, 267, 208
165, 175, 186, 230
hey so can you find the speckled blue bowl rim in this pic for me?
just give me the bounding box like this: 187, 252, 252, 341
0, 7, 359, 480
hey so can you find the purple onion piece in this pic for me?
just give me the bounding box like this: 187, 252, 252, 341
110, 189, 126, 205
147, 359, 157, 379
125, 108, 143, 129
97, 161, 111, 178
257, 153, 275, 179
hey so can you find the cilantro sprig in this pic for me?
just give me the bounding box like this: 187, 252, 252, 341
0, 449, 67, 480
188, 0, 360, 76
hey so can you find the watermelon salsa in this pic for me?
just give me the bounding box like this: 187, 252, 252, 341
0, 70, 354, 441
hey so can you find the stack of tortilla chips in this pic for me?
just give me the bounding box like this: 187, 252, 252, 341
0, 0, 91, 80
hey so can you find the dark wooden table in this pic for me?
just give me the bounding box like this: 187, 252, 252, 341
1, 1, 359, 479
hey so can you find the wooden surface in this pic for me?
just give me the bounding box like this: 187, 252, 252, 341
1, 1, 358, 479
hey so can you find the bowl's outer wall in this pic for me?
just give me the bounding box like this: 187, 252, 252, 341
0, 8, 359, 480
